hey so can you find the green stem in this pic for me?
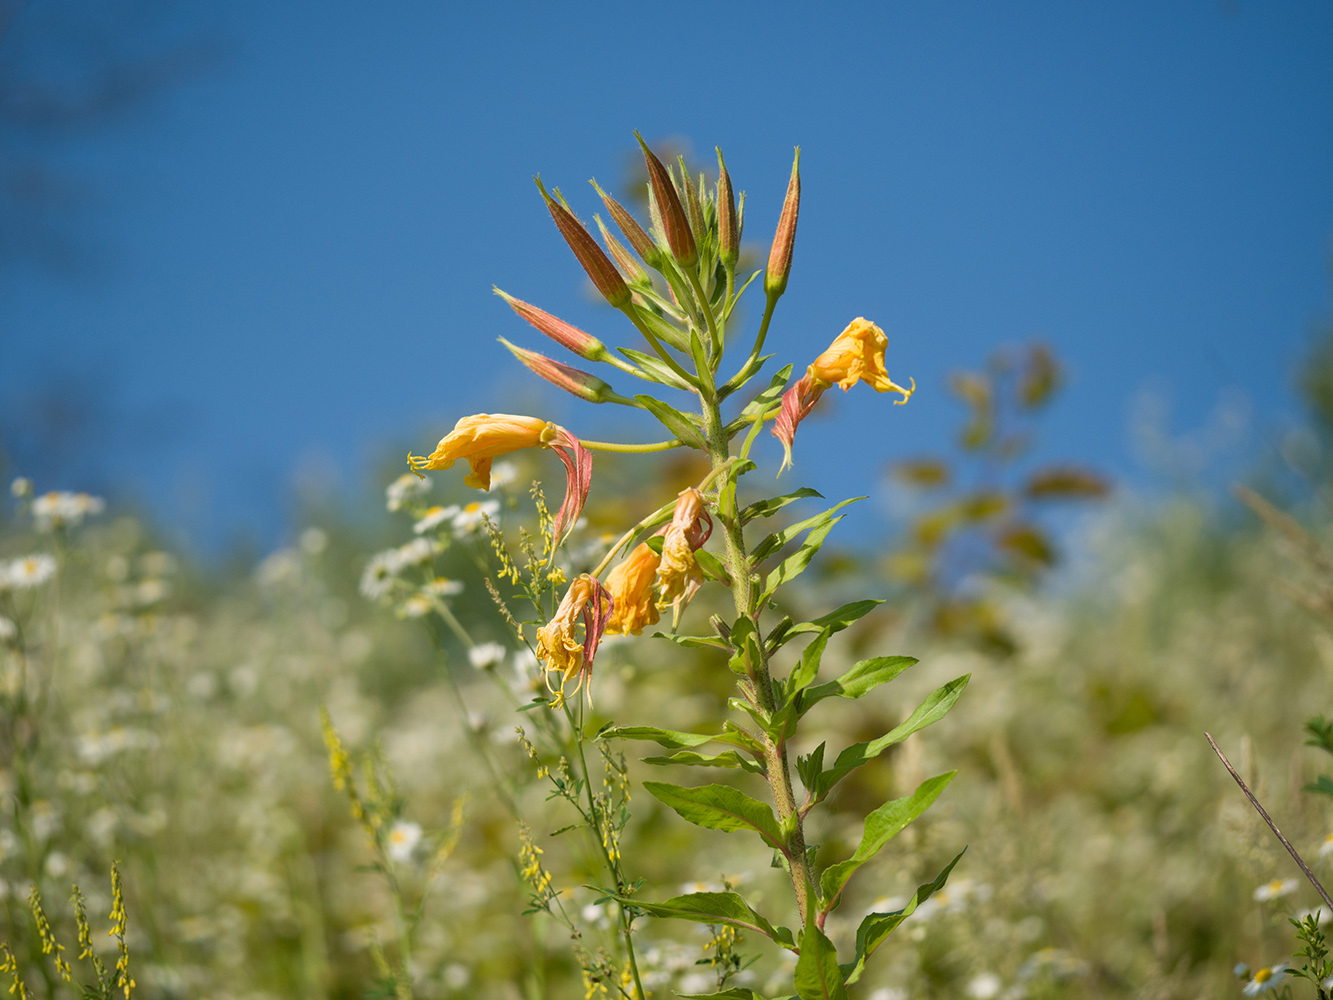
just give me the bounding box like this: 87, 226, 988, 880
617, 304, 699, 387
699, 390, 813, 925
721, 292, 779, 398
582, 438, 682, 454
685, 267, 721, 362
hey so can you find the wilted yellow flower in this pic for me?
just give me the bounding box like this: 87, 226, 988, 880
604, 543, 660, 636
536, 574, 611, 705
655, 488, 712, 624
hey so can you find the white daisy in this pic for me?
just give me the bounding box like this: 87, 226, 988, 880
1243, 963, 1289, 996
489, 462, 519, 489
966, 974, 1002, 1000
386, 820, 422, 863
452, 500, 500, 537
468, 642, 506, 670
413, 504, 459, 534
394, 537, 438, 567
2, 554, 56, 589
359, 550, 402, 599
397, 595, 432, 618
9, 477, 31, 498
1254, 879, 1299, 902
424, 577, 463, 598
32, 491, 104, 531
386, 473, 430, 512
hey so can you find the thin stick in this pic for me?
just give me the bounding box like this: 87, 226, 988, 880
1206, 731, 1333, 912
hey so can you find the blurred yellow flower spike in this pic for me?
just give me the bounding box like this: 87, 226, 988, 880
409, 413, 592, 543
604, 542, 661, 636
773, 318, 915, 472
656, 488, 713, 626
537, 573, 612, 706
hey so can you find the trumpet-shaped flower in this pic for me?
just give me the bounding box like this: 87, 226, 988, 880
656, 488, 713, 624
773, 318, 914, 471
605, 543, 661, 636
536, 573, 611, 706
409, 413, 592, 543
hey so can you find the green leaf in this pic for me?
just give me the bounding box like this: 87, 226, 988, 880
752, 498, 862, 564
730, 364, 796, 429
635, 395, 707, 449
778, 601, 884, 646
819, 772, 956, 906
601, 726, 756, 752
761, 515, 846, 604
681, 991, 794, 1000
651, 631, 730, 650
794, 923, 849, 1000
741, 488, 825, 525
695, 549, 731, 584
631, 299, 691, 351
1305, 774, 1333, 798
786, 630, 831, 697
798, 656, 917, 716
796, 742, 826, 794
642, 749, 764, 774
842, 850, 965, 985
643, 781, 787, 852
594, 889, 795, 949
812, 675, 970, 801
689, 328, 712, 382
617, 347, 694, 392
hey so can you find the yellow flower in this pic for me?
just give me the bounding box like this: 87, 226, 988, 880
773, 318, 913, 472
604, 543, 661, 636
409, 413, 593, 543
808, 317, 914, 396
410, 413, 554, 490
536, 574, 611, 705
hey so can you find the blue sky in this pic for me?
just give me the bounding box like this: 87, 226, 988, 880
4, 1, 1332, 550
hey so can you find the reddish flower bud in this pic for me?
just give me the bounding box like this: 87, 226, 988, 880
499, 338, 623, 404
494, 288, 609, 361
675, 157, 706, 249
590, 179, 663, 269
765, 147, 801, 298
535, 176, 631, 308
635, 132, 697, 269
716, 148, 739, 268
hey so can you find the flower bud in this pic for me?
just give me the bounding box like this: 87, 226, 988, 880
716, 148, 739, 268
594, 215, 651, 287
635, 132, 697, 269
764, 147, 801, 298
590, 180, 663, 269
536, 176, 631, 308
494, 288, 609, 361
499, 338, 622, 404
675, 157, 706, 249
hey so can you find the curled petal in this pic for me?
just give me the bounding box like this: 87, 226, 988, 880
537, 574, 612, 706
548, 429, 594, 545
605, 543, 661, 636
772, 374, 826, 474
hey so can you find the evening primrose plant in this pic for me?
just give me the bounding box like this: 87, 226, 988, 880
368, 136, 968, 1000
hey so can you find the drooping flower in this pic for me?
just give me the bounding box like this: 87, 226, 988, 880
409, 413, 592, 543
656, 488, 713, 624
536, 573, 612, 706
604, 542, 661, 636
773, 318, 914, 472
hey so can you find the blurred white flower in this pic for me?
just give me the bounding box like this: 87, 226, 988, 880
254, 551, 300, 587
1297, 906, 1332, 926
452, 500, 500, 537
398, 595, 431, 619
2, 554, 56, 589
0, 616, 15, 642
443, 964, 470, 990
1319, 833, 1333, 858
32, 491, 104, 531
1254, 879, 1299, 902
9, 477, 31, 498
413, 505, 459, 534
387, 820, 422, 863
469, 642, 506, 670
489, 461, 519, 489
424, 577, 463, 598
360, 551, 401, 599
1018, 948, 1087, 981
300, 527, 328, 554
867, 989, 907, 1000
386, 473, 430, 511
394, 537, 438, 566
967, 973, 1003, 999
1243, 963, 1288, 996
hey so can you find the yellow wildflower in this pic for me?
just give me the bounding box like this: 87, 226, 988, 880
536, 574, 611, 705
604, 543, 661, 636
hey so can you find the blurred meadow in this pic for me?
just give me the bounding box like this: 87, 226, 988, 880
5, 3, 1333, 1000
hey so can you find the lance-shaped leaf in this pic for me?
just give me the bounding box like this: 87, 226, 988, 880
601, 726, 753, 751
630, 299, 692, 352
812, 677, 969, 802
760, 514, 847, 604
752, 498, 862, 564
785, 629, 831, 698
842, 850, 965, 985
796, 656, 917, 716
819, 772, 956, 907
644, 781, 787, 853
681, 992, 795, 1000
651, 631, 729, 650
635, 395, 707, 450
594, 889, 795, 950
794, 921, 848, 1000
729, 365, 797, 431
775, 600, 884, 647
641, 749, 764, 774
618, 347, 694, 392
741, 486, 823, 525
